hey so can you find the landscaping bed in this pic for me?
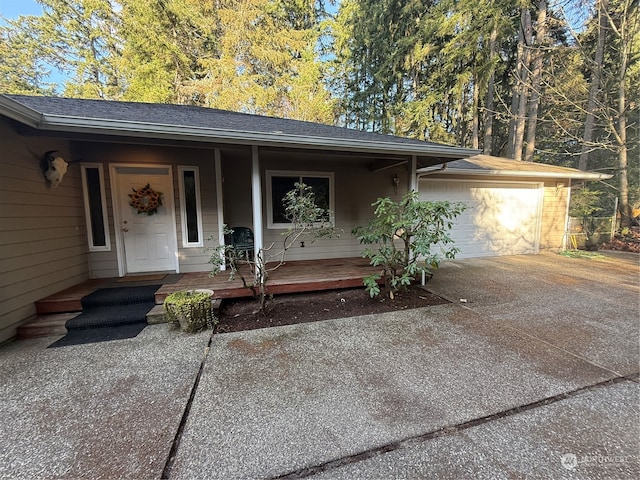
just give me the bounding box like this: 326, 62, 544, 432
216, 284, 448, 333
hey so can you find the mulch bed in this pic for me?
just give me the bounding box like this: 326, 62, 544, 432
600, 227, 640, 253
216, 284, 448, 333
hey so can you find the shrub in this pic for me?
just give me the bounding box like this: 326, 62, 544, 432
353, 191, 465, 298
164, 290, 216, 332
208, 182, 339, 312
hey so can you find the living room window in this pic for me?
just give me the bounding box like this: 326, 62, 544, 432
266, 171, 334, 229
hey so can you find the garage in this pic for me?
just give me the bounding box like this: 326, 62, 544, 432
419, 179, 543, 258
416, 155, 611, 259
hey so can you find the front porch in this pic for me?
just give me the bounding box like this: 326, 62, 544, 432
26, 258, 380, 330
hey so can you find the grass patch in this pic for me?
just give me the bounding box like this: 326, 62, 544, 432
559, 249, 607, 259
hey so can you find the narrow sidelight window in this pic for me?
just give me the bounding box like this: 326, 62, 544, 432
178, 166, 203, 247
81, 163, 111, 251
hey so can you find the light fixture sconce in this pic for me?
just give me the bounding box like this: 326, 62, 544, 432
392, 173, 400, 193
555, 182, 565, 196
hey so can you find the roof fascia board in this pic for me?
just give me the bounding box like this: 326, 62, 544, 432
0, 95, 42, 128
39, 114, 479, 157
418, 167, 612, 181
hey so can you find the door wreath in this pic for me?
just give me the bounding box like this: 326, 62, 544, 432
129, 183, 163, 215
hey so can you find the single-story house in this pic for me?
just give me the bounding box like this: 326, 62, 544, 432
0, 94, 607, 342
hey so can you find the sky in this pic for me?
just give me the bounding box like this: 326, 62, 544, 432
0, 0, 42, 19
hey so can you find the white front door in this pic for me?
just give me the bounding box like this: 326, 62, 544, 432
113, 165, 178, 274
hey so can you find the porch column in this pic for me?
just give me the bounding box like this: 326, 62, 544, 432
251, 145, 263, 262
408, 155, 418, 192
214, 148, 226, 271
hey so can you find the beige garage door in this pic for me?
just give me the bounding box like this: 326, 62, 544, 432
419, 179, 543, 258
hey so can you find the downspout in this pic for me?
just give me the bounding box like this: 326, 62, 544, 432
415, 162, 448, 285
416, 162, 448, 180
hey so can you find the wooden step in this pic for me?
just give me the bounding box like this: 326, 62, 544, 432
23, 294, 221, 339
17, 313, 78, 339
35, 279, 105, 315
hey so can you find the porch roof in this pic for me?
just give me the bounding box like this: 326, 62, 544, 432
1, 94, 478, 162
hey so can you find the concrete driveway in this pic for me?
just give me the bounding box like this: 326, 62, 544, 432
1, 252, 638, 479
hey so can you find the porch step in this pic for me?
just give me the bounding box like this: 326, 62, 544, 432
17, 313, 78, 339
35, 279, 107, 315
146, 305, 168, 324
22, 298, 222, 339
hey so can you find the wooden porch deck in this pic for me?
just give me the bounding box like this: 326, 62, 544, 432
35, 257, 380, 314
156, 257, 380, 302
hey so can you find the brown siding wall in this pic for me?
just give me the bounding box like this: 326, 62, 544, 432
220, 151, 406, 262
0, 118, 89, 343
540, 181, 570, 251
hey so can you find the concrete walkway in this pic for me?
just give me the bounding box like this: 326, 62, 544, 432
1, 252, 638, 479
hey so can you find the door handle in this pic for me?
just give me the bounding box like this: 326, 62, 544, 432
122, 227, 129, 232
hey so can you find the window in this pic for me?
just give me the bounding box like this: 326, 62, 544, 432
266, 170, 334, 229
178, 166, 204, 247
81, 163, 111, 251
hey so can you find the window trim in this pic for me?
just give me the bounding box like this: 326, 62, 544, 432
80, 163, 111, 252
177, 165, 204, 247
266, 170, 335, 229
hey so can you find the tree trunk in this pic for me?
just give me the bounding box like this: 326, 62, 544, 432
508, 8, 532, 159
483, 22, 498, 155
614, 1, 631, 226
472, 67, 479, 149
579, 0, 608, 171
513, 8, 533, 161
524, 0, 548, 163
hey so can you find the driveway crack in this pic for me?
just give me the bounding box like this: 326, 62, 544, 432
161, 331, 214, 479
269, 376, 636, 479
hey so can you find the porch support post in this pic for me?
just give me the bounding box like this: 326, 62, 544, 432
251, 145, 263, 263
408, 155, 418, 192
214, 148, 226, 271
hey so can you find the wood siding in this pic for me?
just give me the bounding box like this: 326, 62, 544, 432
540, 181, 570, 251
0, 118, 89, 343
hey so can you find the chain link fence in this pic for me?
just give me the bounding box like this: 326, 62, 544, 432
568, 216, 616, 249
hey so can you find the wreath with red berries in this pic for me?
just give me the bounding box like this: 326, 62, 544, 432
128, 183, 163, 215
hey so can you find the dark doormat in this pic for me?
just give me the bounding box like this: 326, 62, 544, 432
117, 273, 166, 283
49, 285, 161, 348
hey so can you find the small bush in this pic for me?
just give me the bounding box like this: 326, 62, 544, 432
164, 290, 216, 332
353, 191, 465, 298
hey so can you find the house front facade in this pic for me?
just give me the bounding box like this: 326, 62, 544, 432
0, 94, 479, 342
0, 95, 609, 343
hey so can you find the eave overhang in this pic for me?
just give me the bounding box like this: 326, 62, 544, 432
0, 95, 479, 159
417, 167, 612, 181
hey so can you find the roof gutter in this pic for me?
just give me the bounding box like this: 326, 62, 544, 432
38, 114, 479, 156
0, 95, 42, 128
417, 167, 611, 181
416, 163, 448, 179
0, 94, 480, 157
